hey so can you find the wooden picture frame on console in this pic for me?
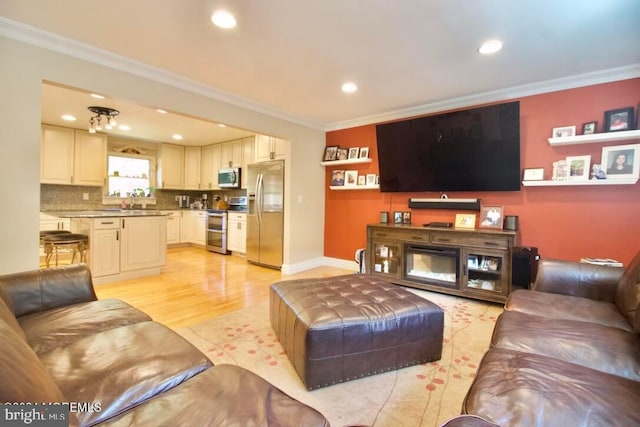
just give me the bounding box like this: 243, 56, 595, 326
454, 214, 476, 230
479, 206, 504, 230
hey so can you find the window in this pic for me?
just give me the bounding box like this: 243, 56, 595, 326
107, 154, 153, 197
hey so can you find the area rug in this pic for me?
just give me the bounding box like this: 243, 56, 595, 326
177, 287, 502, 427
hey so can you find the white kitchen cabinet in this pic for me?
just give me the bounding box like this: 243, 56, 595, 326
241, 137, 255, 188
227, 213, 247, 253
121, 217, 167, 271
157, 143, 185, 189
220, 139, 243, 168
73, 217, 121, 277
255, 134, 286, 162
39, 213, 70, 231
201, 144, 221, 190
184, 146, 202, 189
181, 211, 206, 245
41, 125, 107, 186
162, 211, 182, 245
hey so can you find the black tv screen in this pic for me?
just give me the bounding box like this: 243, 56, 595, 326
376, 101, 521, 192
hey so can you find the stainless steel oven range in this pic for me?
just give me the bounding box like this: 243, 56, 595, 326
206, 210, 229, 254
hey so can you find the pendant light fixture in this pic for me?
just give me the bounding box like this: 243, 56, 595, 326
88, 106, 119, 133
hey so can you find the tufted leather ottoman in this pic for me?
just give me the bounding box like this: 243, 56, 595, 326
270, 274, 444, 390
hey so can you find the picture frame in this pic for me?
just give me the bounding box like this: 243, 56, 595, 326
348, 147, 360, 159
454, 213, 476, 230
551, 125, 576, 138
344, 170, 358, 186
604, 107, 635, 132
523, 168, 544, 181
359, 147, 369, 158
323, 146, 338, 161
357, 175, 366, 185
481, 257, 500, 272
566, 155, 591, 181
601, 144, 640, 179
468, 255, 479, 270
330, 169, 345, 186
582, 121, 597, 135
393, 211, 403, 225
402, 212, 411, 225
479, 206, 503, 230
366, 174, 377, 185
336, 148, 349, 161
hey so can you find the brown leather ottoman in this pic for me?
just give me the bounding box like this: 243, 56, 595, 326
270, 274, 444, 390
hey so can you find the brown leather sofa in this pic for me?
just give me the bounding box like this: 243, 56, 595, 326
0, 264, 329, 427
462, 252, 640, 426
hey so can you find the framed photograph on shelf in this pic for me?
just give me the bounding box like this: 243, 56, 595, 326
337, 148, 348, 161
366, 174, 377, 185
454, 214, 476, 230
359, 147, 370, 158
348, 147, 360, 159
582, 121, 597, 135
344, 170, 358, 186
566, 155, 591, 180
523, 168, 544, 181
551, 125, 576, 138
323, 146, 338, 161
357, 175, 366, 185
330, 170, 345, 186
468, 255, 479, 270
479, 206, 503, 230
601, 144, 640, 179
402, 212, 411, 225
393, 211, 403, 225
604, 107, 635, 132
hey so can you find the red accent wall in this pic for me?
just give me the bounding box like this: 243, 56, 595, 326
324, 79, 640, 265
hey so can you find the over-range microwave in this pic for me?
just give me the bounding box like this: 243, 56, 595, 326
218, 167, 241, 188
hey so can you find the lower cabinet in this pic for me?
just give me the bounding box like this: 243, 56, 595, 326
72, 216, 167, 280
162, 211, 182, 245
227, 213, 247, 253
180, 211, 206, 246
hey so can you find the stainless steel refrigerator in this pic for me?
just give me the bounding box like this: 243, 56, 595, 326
246, 160, 284, 269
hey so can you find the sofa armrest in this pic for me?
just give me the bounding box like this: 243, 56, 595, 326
532, 259, 623, 302
0, 264, 97, 318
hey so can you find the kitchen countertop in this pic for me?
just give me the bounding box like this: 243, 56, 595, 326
45, 209, 170, 218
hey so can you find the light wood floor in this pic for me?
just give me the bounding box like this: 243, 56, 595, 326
94, 247, 352, 329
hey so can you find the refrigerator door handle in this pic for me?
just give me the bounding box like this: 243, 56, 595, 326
257, 173, 264, 224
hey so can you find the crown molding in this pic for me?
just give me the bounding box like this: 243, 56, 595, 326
0, 17, 326, 131
326, 64, 640, 131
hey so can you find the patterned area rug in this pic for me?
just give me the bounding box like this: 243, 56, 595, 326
177, 287, 502, 427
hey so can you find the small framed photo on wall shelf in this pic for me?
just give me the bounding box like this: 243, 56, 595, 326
604, 107, 635, 132
566, 155, 591, 181
551, 125, 576, 138
455, 214, 476, 230
479, 206, 504, 230
337, 148, 348, 161
330, 170, 345, 186
359, 147, 369, 158
344, 170, 358, 186
323, 146, 338, 161
348, 147, 360, 159
366, 174, 377, 185
601, 144, 640, 179
582, 121, 597, 135
523, 168, 544, 181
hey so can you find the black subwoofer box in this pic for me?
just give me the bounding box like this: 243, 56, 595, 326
511, 246, 540, 290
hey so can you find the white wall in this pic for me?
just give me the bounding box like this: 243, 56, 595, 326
0, 35, 326, 274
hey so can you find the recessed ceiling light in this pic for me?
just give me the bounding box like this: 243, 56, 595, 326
172, 134, 183, 141
341, 82, 358, 93
90, 93, 105, 99
118, 125, 131, 131
218, 123, 226, 128
61, 114, 76, 121
156, 109, 167, 114
478, 39, 503, 55
211, 10, 236, 29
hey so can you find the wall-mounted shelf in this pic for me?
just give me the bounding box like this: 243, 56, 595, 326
321, 158, 372, 167
548, 129, 640, 146
330, 184, 380, 190
522, 178, 637, 187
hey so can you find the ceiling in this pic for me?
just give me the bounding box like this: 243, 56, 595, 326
2, 1, 640, 144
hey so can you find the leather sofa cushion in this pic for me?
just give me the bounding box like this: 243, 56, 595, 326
505, 289, 631, 331
492, 310, 640, 381
0, 319, 66, 403
39, 321, 213, 426
615, 249, 640, 331
463, 348, 640, 427
100, 364, 330, 427
0, 288, 26, 340
19, 298, 152, 354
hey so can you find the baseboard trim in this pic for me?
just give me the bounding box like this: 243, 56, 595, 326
282, 256, 357, 275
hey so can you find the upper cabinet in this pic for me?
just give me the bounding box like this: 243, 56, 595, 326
241, 137, 255, 188
184, 146, 202, 190
220, 139, 243, 168
157, 143, 185, 189
41, 125, 106, 186
255, 134, 286, 162
201, 143, 221, 190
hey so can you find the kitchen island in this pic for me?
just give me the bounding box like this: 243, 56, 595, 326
50, 210, 168, 284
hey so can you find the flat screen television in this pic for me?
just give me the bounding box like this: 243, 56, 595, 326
376, 101, 521, 193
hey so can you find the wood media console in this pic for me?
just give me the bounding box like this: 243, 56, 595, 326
366, 224, 518, 303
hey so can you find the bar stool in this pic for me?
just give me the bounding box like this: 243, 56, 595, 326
40, 229, 71, 245
42, 233, 89, 268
